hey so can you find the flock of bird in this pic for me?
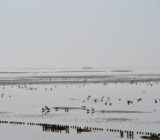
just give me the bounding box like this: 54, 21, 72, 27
0, 81, 160, 116
40, 92, 160, 115
82, 94, 160, 106
0, 84, 57, 99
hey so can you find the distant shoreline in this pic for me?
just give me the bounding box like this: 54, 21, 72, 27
0, 74, 160, 85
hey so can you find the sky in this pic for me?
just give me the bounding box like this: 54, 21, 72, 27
0, 0, 160, 68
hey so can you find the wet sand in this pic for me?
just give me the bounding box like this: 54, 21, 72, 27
0, 71, 160, 140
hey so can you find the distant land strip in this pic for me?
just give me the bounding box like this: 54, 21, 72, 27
0, 74, 160, 85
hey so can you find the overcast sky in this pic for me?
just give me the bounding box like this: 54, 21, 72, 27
0, 0, 160, 68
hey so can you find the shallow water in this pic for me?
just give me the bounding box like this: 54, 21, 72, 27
0, 69, 160, 140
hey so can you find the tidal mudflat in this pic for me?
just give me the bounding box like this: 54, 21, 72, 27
0, 69, 160, 140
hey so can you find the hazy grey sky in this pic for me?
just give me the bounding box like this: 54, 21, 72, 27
0, 0, 160, 68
